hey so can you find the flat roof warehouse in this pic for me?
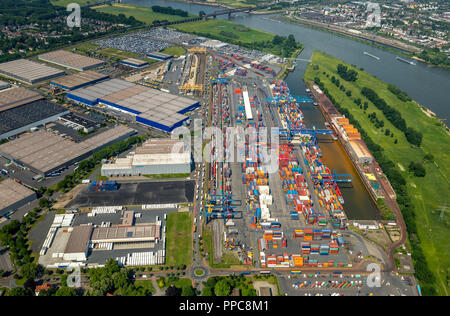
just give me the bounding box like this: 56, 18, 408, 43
0, 59, 65, 84
67, 79, 200, 132
39, 50, 106, 71
0, 87, 70, 139
0, 179, 37, 217
50, 71, 109, 90
0, 125, 136, 175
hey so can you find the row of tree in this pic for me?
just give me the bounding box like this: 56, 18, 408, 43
361, 87, 423, 147
337, 64, 358, 82
55, 134, 146, 192
152, 6, 189, 17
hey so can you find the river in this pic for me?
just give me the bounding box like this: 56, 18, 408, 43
126, 0, 448, 219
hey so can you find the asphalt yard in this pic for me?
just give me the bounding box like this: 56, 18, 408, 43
67, 180, 195, 208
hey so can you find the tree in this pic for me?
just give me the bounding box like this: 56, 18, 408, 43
55, 286, 78, 296
6, 287, 33, 296
20, 263, 43, 280
408, 162, 426, 177
272, 35, 284, 45
38, 198, 49, 209
165, 285, 181, 296
214, 279, 231, 297
182, 285, 196, 296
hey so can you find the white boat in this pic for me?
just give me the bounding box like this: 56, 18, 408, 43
363, 51, 380, 60
396, 56, 416, 65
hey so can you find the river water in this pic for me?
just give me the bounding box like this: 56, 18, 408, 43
126, 0, 449, 219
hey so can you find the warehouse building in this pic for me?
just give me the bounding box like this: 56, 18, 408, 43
90, 224, 161, 244
0, 179, 37, 217
121, 58, 149, 69
349, 140, 373, 164
0, 59, 65, 84
39, 50, 105, 71
60, 112, 100, 133
0, 87, 70, 139
50, 70, 109, 90
0, 125, 136, 176
101, 138, 191, 177
0, 80, 10, 91
66, 79, 200, 132
63, 225, 93, 262
146, 51, 173, 61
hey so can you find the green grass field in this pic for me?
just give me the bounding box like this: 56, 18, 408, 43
160, 46, 187, 58
171, 19, 274, 45
166, 212, 192, 267
93, 4, 196, 25
51, 0, 100, 6
304, 51, 450, 295
215, 0, 258, 8
134, 280, 155, 294
68, 43, 157, 63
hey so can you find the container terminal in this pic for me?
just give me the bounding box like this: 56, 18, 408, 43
0, 28, 417, 296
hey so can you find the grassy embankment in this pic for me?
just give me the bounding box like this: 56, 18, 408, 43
93, 3, 197, 25
171, 19, 273, 44
161, 46, 187, 57
67, 42, 157, 64
304, 51, 450, 296
172, 19, 302, 55
51, 0, 101, 6
165, 212, 193, 267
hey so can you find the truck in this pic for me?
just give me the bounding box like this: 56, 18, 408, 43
1, 169, 8, 175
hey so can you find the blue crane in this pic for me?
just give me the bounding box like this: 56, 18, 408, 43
312, 171, 353, 183
211, 77, 229, 84
265, 95, 314, 103
279, 127, 333, 144
203, 205, 239, 224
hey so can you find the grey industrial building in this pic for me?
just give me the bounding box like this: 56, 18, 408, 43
146, 51, 173, 61
0, 59, 65, 84
0, 80, 10, 91
121, 58, 149, 69
60, 113, 100, 133
0, 179, 37, 217
39, 50, 105, 71
66, 79, 200, 132
0, 125, 136, 176
50, 70, 109, 90
0, 87, 70, 139
101, 138, 192, 177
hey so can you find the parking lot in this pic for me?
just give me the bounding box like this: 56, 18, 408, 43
278, 272, 419, 296
95, 31, 174, 56
67, 180, 195, 208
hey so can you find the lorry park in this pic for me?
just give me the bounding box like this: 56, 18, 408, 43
0, 27, 418, 296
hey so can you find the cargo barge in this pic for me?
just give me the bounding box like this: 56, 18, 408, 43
307, 81, 399, 216
396, 56, 416, 65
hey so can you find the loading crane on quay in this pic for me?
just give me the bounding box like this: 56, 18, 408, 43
265, 95, 314, 103
279, 127, 333, 144
202, 205, 239, 224
312, 171, 353, 183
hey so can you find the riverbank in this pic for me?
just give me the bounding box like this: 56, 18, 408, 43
284, 15, 419, 54
280, 15, 450, 71
93, 3, 198, 24
304, 51, 450, 296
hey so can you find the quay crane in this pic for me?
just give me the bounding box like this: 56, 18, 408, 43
279, 126, 333, 144
265, 95, 314, 104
